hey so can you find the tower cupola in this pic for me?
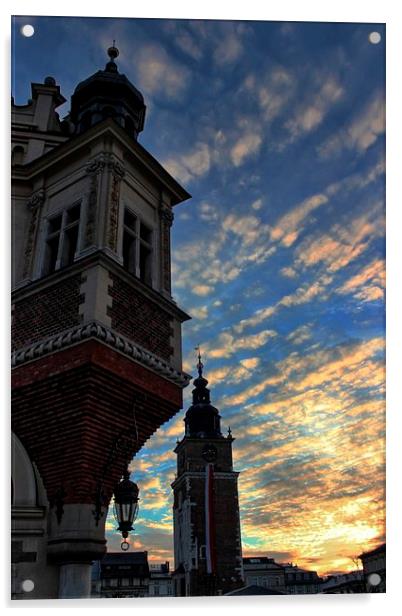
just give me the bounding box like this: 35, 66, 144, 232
184, 351, 222, 438
70, 44, 146, 139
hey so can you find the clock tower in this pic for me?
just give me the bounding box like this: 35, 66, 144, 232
172, 354, 244, 596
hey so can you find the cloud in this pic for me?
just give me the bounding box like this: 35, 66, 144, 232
251, 198, 263, 211
287, 324, 313, 345
163, 142, 212, 185
206, 329, 277, 360
214, 32, 243, 66
318, 92, 385, 158
230, 133, 262, 167
234, 273, 332, 335
336, 259, 385, 302
191, 284, 214, 297
198, 202, 219, 222
295, 205, 384, 275
135, 44, 190, 100
186, 304, 209, 321
270, 193, 328, 247
284, 76, 343, 142
280, 266, 297, 278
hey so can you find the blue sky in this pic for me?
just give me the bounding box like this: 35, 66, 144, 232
12, 15, 386, 575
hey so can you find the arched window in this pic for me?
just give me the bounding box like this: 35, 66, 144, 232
12, 145, 25, 165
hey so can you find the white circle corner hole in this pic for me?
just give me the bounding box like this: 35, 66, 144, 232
369, 32, 381, 45
21, 24, 35, 38
368, 573, 381, 586
21, 579, 35, 593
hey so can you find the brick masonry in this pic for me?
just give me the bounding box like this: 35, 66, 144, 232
107, 273, 174, 361
173, 438, 243, 596
12, 275, 83, 350
12, 340, 183, 506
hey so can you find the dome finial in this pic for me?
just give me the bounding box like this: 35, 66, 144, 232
195, 345, 204, 377
108, 40, 119, 60
105, 41, 119, 72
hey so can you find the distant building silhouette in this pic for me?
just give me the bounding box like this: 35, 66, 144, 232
172, 356, 244, 596
359, 543, 386, 593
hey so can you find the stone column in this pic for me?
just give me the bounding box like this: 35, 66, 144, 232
47, 503, 107, 599
59, 563, 93, 599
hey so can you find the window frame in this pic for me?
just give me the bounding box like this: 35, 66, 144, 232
42, 201, 82, 276
122, 207, 154, 286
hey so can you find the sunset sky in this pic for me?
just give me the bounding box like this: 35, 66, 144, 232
12, 15, 386, 576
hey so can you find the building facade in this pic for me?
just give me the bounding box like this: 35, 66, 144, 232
242, 556, 286, 592
91, 552, 150, 598
171, 358, 244, 596
320, 571, 365, 594
11, 46, 190, 599
282, 563, 322, 594
149, 562, 174, 597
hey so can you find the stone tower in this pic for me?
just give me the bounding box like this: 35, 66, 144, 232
172, 354, 244, 596
11, 46, 190, 599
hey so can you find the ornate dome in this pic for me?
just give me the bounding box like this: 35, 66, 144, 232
70, 44, 146, 139
184, 355, 223, 438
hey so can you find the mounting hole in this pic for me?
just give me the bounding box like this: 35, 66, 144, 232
21, 579, 35, 592
21, 24, 35, 38
368, 573, 382, 586
369, 32, 381, 44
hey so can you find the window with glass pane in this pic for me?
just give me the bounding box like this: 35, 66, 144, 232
43, 204, 81, 275
122, 208, 153, 285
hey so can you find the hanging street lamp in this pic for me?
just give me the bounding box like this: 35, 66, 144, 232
113, 469, 140, 551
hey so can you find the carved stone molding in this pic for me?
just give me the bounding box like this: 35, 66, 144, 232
27, 190, 45, 211
11, 321, 191, 387
84, 156, 108, 249
106, 156, 125, 252
107, 156, 125, 180
160, 206, 174, 293
161, 207, 174, 227
85, 156, 106, 177
23, 190, 46, 279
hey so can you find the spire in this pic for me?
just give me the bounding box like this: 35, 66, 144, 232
192, 346, 210, 405
183, 347, 223, 438
196, 345, 204, 378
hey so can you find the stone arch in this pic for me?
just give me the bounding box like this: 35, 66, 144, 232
11, 432, 46, 507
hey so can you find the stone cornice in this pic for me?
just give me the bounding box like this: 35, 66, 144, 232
11, 321, 191, 388
11, 119, 191, 205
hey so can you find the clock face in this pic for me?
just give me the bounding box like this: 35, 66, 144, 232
202, 444, 217, 462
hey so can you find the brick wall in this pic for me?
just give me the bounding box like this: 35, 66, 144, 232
108, 273, 173, 361
12, 340, 183, 505
12, 275, 83, 350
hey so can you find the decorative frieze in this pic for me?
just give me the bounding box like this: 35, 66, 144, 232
11, 320, 191, 387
